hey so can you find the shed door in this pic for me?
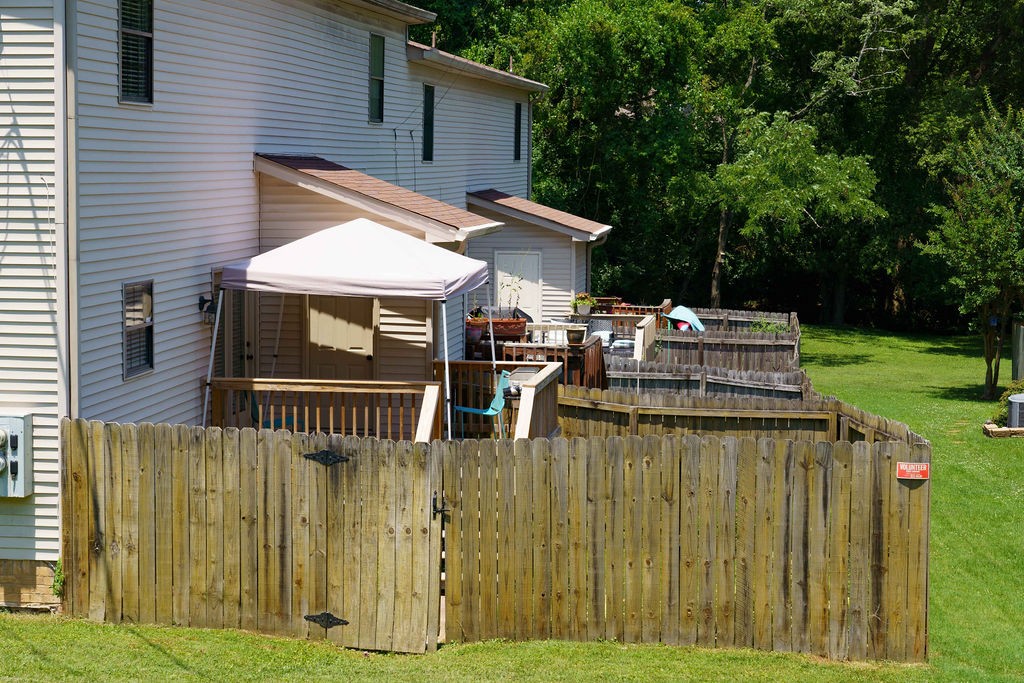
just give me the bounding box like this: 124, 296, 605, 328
307, 295, 375, 379
496, 251, 542, 321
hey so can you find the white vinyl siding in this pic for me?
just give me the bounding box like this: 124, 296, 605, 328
74, 0, 531, 425
465, 214, 576, 322
0, 2, 62, 560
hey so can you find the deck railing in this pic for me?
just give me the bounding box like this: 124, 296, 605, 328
207, 377, 442, 442
500, 335, 607, 389
433, 361, 563, 439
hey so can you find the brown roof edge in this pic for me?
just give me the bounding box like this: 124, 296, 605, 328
467, 189, 612, 241
407, 42, 549, 93
256, 154, 501, 238
351, 0, 435, 24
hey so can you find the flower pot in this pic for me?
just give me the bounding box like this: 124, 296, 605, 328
466, 325, 484, 344
576, 304, 592, 315
566, 328, 586, 344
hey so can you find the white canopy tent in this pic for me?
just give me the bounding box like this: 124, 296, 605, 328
202, 218, 497, 439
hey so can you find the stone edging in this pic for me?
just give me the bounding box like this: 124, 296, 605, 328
983, 421, 1024, 438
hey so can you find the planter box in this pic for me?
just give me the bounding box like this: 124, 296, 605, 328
466, 317, 527, 338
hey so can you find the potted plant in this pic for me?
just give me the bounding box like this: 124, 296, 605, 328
465, 307, 485, 343
573, 292, 597, 315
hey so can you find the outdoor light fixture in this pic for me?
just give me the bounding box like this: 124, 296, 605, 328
198, 295, 217, 325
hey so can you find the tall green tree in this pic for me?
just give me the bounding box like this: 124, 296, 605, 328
924, 99, 1024, 398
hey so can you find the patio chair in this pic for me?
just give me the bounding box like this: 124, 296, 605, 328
454, 370, 511, 438
249, 391, 304, 431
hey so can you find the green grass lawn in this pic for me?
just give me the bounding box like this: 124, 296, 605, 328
2, 325, 1022, 681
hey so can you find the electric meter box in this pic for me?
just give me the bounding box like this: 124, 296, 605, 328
0, 413, 33, 498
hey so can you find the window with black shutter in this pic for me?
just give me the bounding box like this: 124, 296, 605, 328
369, 34, 385, 122
120, 0, 154, 103
514, 102, 522, 161
423, 84, 435, 162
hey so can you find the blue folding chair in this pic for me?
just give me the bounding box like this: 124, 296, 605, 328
250, 391, 303, 431
454, 370, 511, 438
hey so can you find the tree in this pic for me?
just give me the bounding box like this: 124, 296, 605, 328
924, 98, 1024, 398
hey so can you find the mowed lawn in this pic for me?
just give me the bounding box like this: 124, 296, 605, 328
1, 326, 1022, 681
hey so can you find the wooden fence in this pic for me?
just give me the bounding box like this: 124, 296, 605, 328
656, 329, 801, 373
691, 308, 800, 334
605, 358, 815, 400
60, 420, 442, 653
558, 386, 929, 446
62, 414, 929, 662
442, 435, 929, 662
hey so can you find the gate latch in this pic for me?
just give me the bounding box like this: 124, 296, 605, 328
432, 490, 449, 518
304, 611, 349, 630
304, 449, 350, 467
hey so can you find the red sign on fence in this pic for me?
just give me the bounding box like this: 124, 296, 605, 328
896, 462, 930, 480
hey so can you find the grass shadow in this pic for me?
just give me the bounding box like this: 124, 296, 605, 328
923, 336, 982, 359
121, 624, 200, 676
801, 352, 873, 368
927, 384, 993, 404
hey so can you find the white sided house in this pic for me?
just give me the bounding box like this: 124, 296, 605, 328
0, 0, 611, 607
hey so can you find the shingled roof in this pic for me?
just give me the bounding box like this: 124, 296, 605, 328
467, 189, 611, 241
256, 154, 500, 241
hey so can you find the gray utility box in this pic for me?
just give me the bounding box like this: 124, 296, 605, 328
0, 413, 33, 498
1008, 394, 1024, 429
1013, 323, 1024, 381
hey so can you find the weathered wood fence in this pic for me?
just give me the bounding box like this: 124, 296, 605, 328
690, 308, 799, 334
605, 358, 815, 400
442, 435, 929, 662
62, 416, 929, 663
558, 387, 923, 446
656, 329, 801, 373
60, 420, 442, 653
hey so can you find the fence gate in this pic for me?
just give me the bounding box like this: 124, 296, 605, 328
60, 420, 443, 654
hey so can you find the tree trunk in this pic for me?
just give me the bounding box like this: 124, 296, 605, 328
710, 207, 732, 308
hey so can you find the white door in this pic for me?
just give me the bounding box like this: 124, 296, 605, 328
495, 251, 542, 321
306, 295, 375, 379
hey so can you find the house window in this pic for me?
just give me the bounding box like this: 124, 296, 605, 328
120, 0, 154, 104
369, 34, 385, 122
123, 280, 154, 378
423, 84, 435, 162
514, 102, 522, 161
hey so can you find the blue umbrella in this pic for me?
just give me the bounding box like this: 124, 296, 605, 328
665, 305, 705, 332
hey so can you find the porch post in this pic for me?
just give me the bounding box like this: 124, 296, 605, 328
486, 280, 497, 374
201, 289, 225, 427
441, 299, 453, 440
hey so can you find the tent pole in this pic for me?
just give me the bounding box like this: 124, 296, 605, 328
263, 294, 286, 415
201, 289, 225, 428
487, 280, 497, 374
441, 299, 453, 441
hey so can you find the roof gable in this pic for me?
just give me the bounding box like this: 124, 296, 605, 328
256, 154, 501, 242
467, 189, 611, 242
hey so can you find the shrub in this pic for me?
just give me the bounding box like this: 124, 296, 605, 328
992, 379, 1024, 426
750, 318, 790, 334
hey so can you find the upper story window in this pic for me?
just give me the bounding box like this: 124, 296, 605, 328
120, 0, 154, 104
369, 34, 385, 122
123, 280, 154, 379
514, 102, 523, 161
422, 84, 435, 162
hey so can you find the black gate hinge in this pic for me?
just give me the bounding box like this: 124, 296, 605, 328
304, 449, 350, 466
304, 611, 349, 630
